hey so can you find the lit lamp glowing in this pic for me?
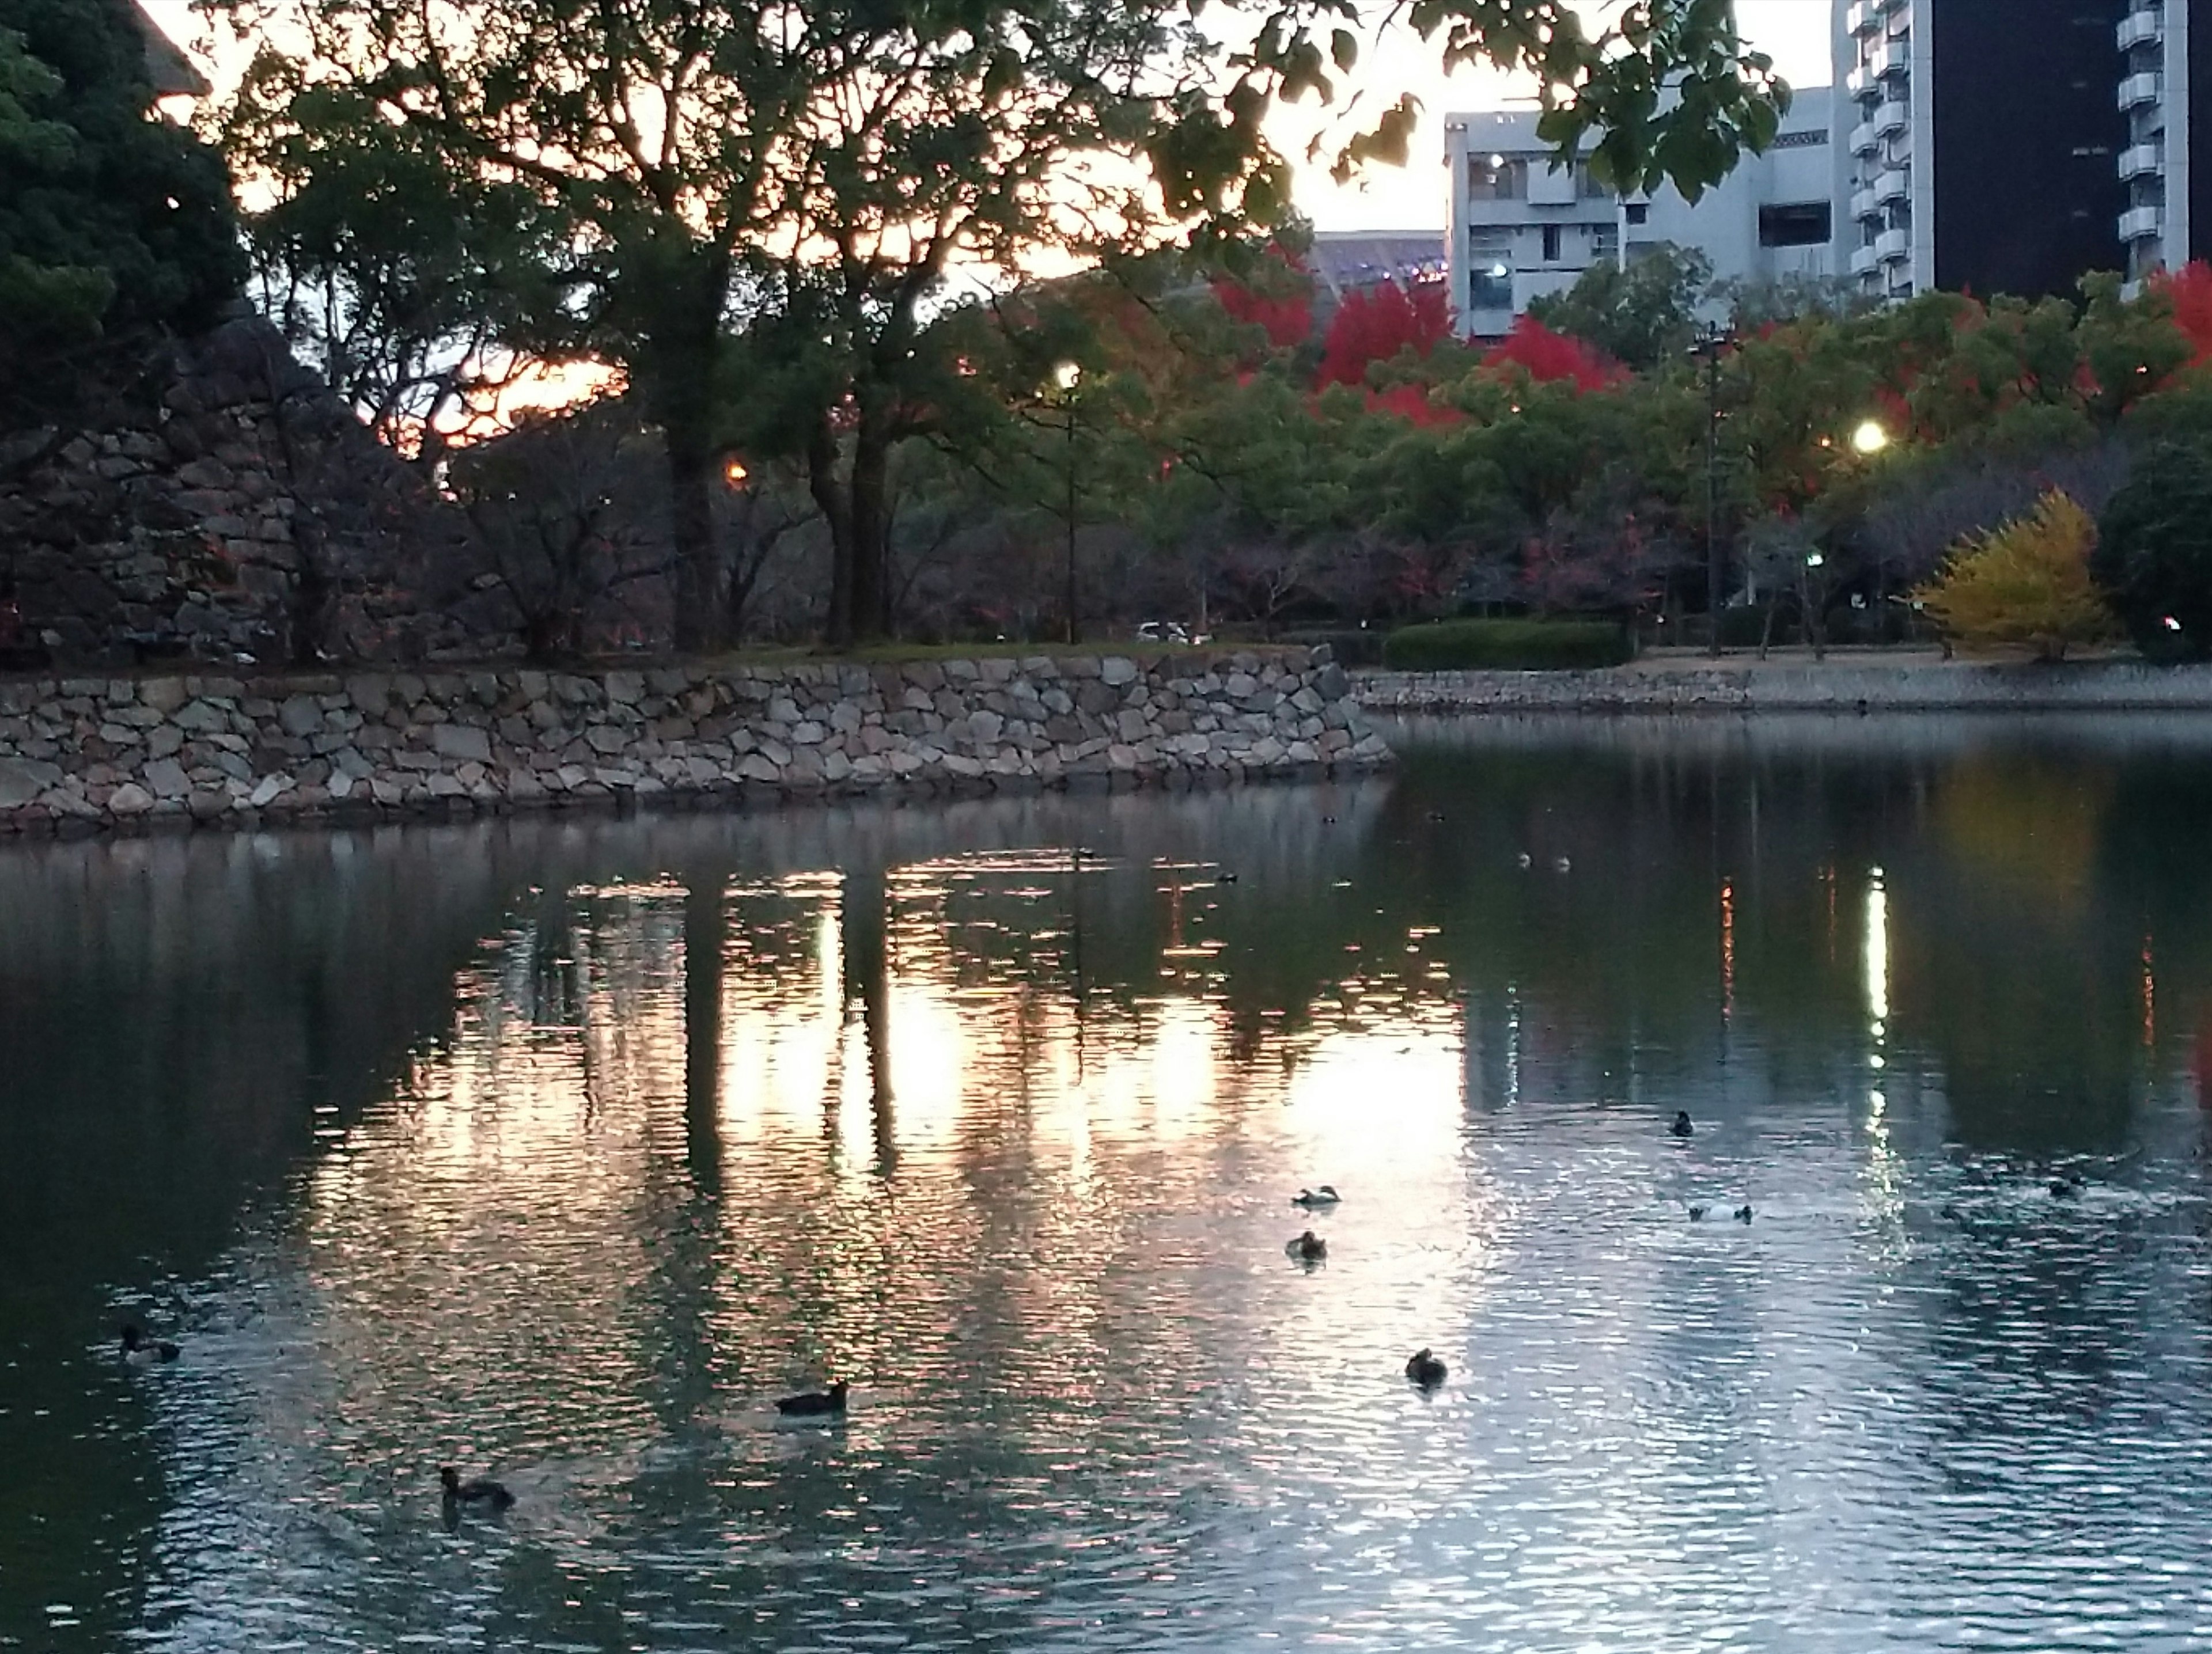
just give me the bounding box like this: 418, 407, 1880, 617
1052, 361, 1081, 394
1850, 419, 1891, 456
724, 457, 750, 486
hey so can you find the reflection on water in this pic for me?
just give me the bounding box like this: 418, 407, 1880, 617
8, 715, 2212, 1650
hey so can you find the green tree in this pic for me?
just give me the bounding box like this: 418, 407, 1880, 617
1527, 242, 1715, 371
0, 0, 240, 416
214, 0, 1787, 648
2094, 439, 2212, 660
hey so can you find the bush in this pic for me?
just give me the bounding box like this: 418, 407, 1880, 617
1914, 490, 2119, 661
1382, 618, 1633, 671
2094, 441, 2212, 660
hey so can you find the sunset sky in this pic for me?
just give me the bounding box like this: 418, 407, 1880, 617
145, 0, 1834, 236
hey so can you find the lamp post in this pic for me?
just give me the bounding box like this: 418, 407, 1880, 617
1053, 361, 1082, 645
1690, 328, 1732, 658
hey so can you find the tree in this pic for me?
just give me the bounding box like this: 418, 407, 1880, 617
2094, 440, 2212, 661
1527, 243, 1714, 372
214, 0, 1788, 648
1916, 490, 2117, 661
0, 0, 241, 422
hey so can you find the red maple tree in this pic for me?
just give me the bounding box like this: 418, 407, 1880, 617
1480, 315, 1627, 391
1317, 279, 1453, 388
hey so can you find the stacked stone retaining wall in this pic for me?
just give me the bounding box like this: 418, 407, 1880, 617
0, 647, 1388, 837
1358, 661, 2212, 714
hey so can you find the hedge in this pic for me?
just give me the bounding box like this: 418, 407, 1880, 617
1381, 619, 1634, 671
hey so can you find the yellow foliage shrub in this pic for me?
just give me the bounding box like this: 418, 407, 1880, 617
1914, 490, 2120, 661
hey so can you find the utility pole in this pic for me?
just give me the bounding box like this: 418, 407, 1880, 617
1694, 329, 1729, 658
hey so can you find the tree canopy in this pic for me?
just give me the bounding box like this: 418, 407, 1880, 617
211, 0, 1789, 646
0, 0, 241, 409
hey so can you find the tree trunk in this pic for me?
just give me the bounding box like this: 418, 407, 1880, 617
666, 427, 724, 655
810, 416, 857, 647
848, 402, 893, 643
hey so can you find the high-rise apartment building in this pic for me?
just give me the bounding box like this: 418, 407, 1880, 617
2115, 0, 2199, 278
1832, 0, 2205, 299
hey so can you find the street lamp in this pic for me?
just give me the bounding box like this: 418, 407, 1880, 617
1689, 327, 1733, 658
1850, 419, 1890, 457
1052, 362, 1082, 644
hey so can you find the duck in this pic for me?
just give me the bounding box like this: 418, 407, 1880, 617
1406, 1348, 1448, 1387
1214, 870, 1239, 885
439, 1466, 515, 1511
1552, 856, 1572, 874
2049, 1178, 2081, 1200
1734, 1205, 1754, 1223
1286, 1230, 1328, 1262
1688, 1205, 1708, 1221
120, 1325, 179, 1364
775, 1380, 850, 1417
1291, 1185, 1341, 1209
1516, 852, 1533, 870
1670, 1110, 1694, 1139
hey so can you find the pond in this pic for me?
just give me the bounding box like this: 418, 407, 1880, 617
6, 712, 2212, 1652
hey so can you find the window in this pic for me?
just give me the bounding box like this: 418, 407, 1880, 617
1590, 226, 1619, 263
1541, 223, 1562, 263
1625, 202, 1649, 225
1468, 255, 1521, 314
1759, 202, 1832, 248
1467, 153, 1526, 200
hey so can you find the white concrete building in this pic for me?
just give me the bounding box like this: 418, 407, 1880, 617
2115, 0, 2194, 283
1833, 0, 1937, 299
1442, 110, 1622, 339
1444, 92, 1839, 340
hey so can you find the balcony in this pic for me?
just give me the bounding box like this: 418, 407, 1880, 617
2119, 142, 2165, 180
1875, 227, 1910, 264
1850, 120, 1880, 155
1851, 187, 1880, 222
2120, 203, 2165, 241
1847, 0, 1883, 34
2117, 7, 2163, 51
1875, 167, 1910, 204
1874, 99, 1910, 136
1864, 39, 1906, 79
2119, 71, 2164, 109
1851, 245, 1880, 277
1846, 65, 1874, 98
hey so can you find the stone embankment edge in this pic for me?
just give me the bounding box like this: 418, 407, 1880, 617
0, 647, 1391, 839
1357, 661, 2212, 715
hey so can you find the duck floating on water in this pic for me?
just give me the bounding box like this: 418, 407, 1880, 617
120, 1326, 179, 1364
1292, 1186, 1341, 1209
1670, 1111, 1694, 1139
440, 1466, 515, 1511
1406, 1349, 1447, 1387
776, 1380, 850, 1417
1286, 1230, 1328, 1263
1688, 1205, 1708, 1221
1734, 1205, 1754, 1223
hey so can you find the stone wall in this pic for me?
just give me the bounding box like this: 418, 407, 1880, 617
0, 647, 1389, 837
0, 311, 481, 671
1357, 660, 2212, 715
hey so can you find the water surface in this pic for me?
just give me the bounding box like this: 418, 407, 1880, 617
7, 713, 2212, 1651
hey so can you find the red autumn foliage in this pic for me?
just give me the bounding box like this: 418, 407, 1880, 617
2153, 261, 2212, 367
1317, 279, 1453, 388
1214, 263, 1316, 351
1361, 382, 1464, 427
1480, 315, 1628, 392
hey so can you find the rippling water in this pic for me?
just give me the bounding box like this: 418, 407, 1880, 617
7, 713, 2212, 1651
